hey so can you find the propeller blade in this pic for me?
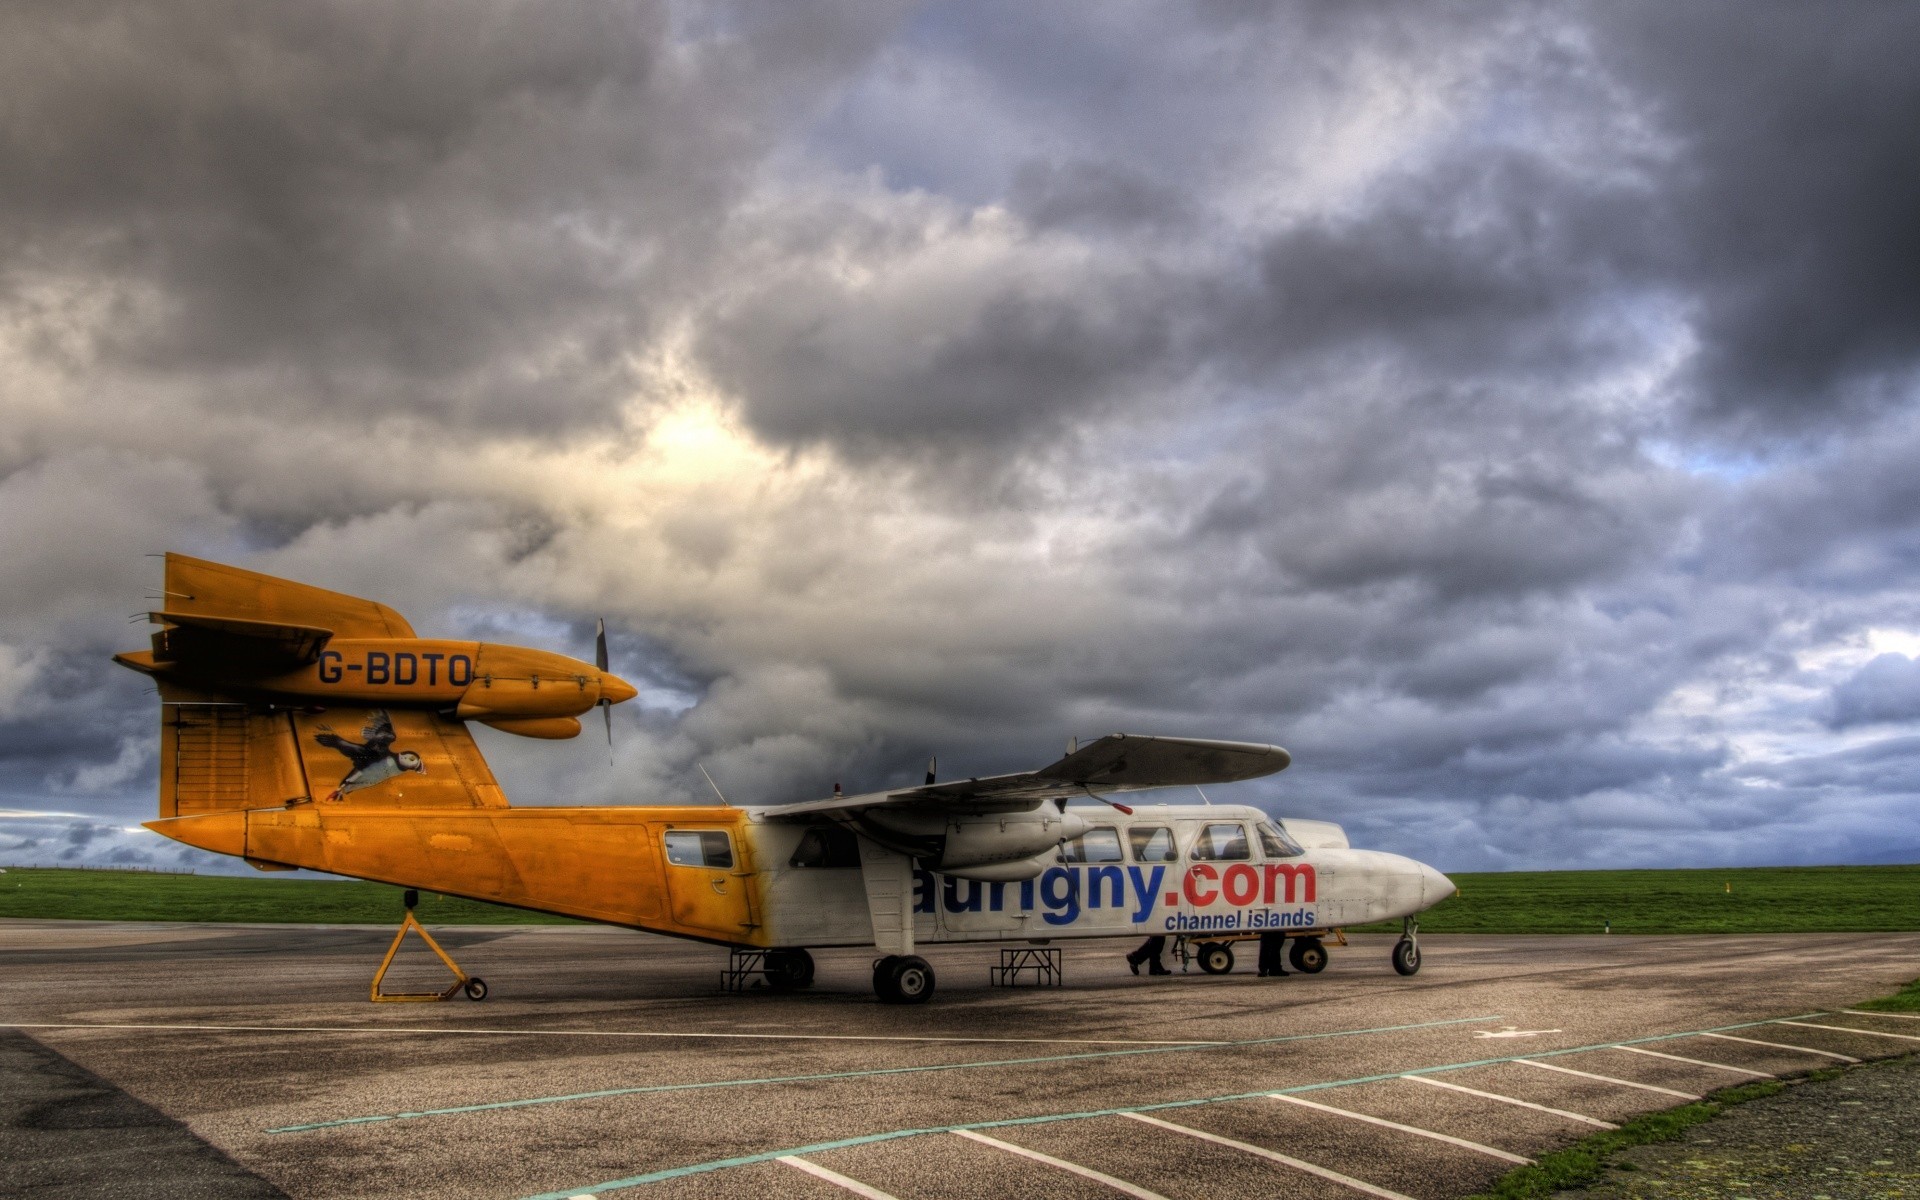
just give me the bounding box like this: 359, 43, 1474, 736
595, 618, 613, 756
925, 755, 937, 786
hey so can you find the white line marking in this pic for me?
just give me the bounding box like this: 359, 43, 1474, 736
0, 1021, 1219, 1048
1268, 1094, 1532, 1164
1399, 1074, 1618, 1128
1609, 1045, 1772, 1078
1513, 1058, 1700, 1099
1121, 1112, 1417, 1200
777, 1156, 899, 1199
1841, 1009, 1920, 1021
1777, 1020, 1920, 1043
953, 1130, 1171, 1199
1697, 1032, 1858, 1062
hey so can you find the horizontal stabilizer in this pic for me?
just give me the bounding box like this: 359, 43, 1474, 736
159, 553, 415, 639
148, 611, 334, 666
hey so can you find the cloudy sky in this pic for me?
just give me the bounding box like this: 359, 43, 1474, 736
4, 1, 1919, 875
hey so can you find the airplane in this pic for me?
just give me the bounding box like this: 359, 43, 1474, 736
117, 554, 1456, 1004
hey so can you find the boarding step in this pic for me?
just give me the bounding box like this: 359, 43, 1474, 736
721, 949, 770, 993
991, 947, 1062, 988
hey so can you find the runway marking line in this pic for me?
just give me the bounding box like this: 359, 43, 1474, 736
0, 1020, 1222, 1048
1398, 1074, 1617, 1129
1776, 1019, 1920, 1044
776, 1156, 898, 1200
952, 1129, 1171, 1200
1696, 1032, 1858, 1062
1512, 1057, 1700, 1099
1121, 1112, 1417, 1200
263, 1013, 1505, 1134
1841, 1009, 1920, 1021
1267, 1093, 1533, 1164
1608, 1045, 1771, 1078
515, 1013, 1824, 1198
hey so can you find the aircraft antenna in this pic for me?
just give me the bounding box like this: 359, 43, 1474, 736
698, 763, 729, 805
1194, 785, 1213, 806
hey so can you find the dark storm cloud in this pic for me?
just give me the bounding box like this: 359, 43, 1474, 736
1591, 4, 1920, 432
1830, 655, 1920, 730
0, 0, 906, 431
4, 1, 1920, 875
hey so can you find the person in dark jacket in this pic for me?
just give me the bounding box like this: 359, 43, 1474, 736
1257, 930, 1291, 977
1126, 935, 1170, 975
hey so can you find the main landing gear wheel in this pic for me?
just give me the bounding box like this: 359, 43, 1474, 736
1196, 942, 1235, 975
765, 948, 816, 992
462, 977, 489, 1001
1288, 937, 1328, 974
873, 955, 936, 1004
1392, 937, 1421, 976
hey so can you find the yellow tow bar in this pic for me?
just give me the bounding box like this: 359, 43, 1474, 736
370, 890, 488, 1003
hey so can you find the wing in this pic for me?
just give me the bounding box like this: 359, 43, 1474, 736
360, 710, 397, 755
760, 734, 1289, 818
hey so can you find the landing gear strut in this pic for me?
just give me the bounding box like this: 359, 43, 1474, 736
1393, 916, 1422, 976
1288, 936, 1329, 974
371, 889, 486, 1003
873, 954, 936, 1004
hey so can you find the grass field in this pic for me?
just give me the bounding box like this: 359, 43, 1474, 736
3, 863, 1919, 932
0, 868, 573, 925
1367, 864, 1920, 935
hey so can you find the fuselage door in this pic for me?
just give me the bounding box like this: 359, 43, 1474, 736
657, 825, 757, 940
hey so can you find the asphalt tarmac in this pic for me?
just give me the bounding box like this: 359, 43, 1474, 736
3, 921, 1919, 1200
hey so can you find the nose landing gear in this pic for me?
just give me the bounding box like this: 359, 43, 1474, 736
1393, 916, 1422, 976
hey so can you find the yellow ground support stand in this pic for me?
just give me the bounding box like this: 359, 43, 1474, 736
370, 890, 488, 1003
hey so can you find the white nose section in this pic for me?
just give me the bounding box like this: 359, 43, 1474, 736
1419, 863, 1456, 905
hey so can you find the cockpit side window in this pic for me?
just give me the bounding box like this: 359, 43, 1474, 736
1189, 822, 1250, 861
1129, 826, 1178, 863
1060, 827, 1124, 863
1257, 820, 1305, 858
665, 829, 734, 869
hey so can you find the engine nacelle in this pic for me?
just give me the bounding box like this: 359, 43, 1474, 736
862, 808, 1088, 876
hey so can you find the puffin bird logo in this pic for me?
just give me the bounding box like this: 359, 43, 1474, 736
313, 710, 425, 801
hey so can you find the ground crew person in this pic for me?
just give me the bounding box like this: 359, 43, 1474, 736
1127, 935, 1171, 975
1257, 930, 1291, 977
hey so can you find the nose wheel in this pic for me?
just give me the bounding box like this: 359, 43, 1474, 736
1393, 916, 1421, 976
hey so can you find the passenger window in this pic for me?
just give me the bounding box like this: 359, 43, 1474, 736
1258, 821, 1305, 858
1190, 823, 1250, 861
1059, 827, 1124, 863
665, 830, 734, 869
1129, 826, 1178, 863
789, 826, 861, 868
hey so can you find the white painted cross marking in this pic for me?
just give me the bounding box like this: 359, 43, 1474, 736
1399, 1074, 1617, 1128
1513, 1057, 1700, 1098
1121, 1112, 1417, 1200
1610, 1045, 1772, 1078
777, 1156, 899, 1200
1472, 1027, 1562, 1039
1777, 1020, 1920, 1044
1268, 1094, 1532, 1164
1697, 1032, 1858, 1062
952, 1129, 1171, 1199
